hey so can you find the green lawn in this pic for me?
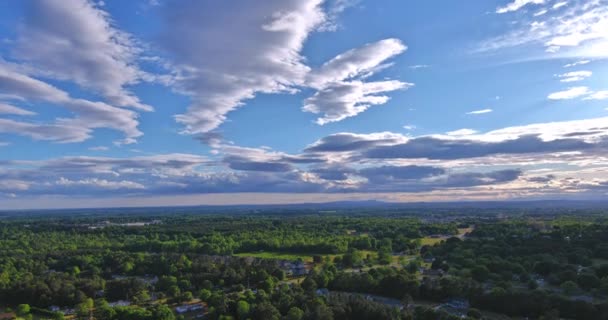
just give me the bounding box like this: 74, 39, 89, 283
233, 252, 315, 262
420, 237, 444, 246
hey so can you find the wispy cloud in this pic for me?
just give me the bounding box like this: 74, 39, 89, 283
496, 0, 545, 14
0, 102, 36, 116
466, 108, 493, 115
585, 90, 608, 100
482, 0, 608, 58
408, 64, 430, 70
557, 70, 592, 82
89, 146, 109, 151
547, 86, 591, 100
563, 60, 590, 68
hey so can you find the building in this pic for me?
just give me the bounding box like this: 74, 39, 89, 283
0, 312, 15, 320
176, 303, 205, 314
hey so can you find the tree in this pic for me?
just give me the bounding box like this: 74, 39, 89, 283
199, 289, 212, 300
471, 266, 490, 282
76, 298, 94, 320
254, 302, 280, 320
378, 249, 392, 265
180, 291, 194, 302
560, 280, 579, 295
301, 276, 317, 292
286, 307, 304, 320
236, 300, 250, 320
168, 285, 181, 298
94, 299, 116, 320
16, 304, 31, 316
151, 305, 176, 320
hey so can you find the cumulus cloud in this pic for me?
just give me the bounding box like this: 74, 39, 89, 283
547, 86, 591, 100
303, 38, 411, 124
305, 132, 408, 153
306, 117, 608, 162
358, 165, 445, 183
162, 0, 325, 134
447, 129, 478, 136
496, 0, 545, 14
56, 177, 145, 190
2, 113, 608, 200
16, 0, 152, 111
304, 80, 410, 124
363, 135, 596, 160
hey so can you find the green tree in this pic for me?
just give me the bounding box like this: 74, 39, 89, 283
151, 304, 176, 320
254, 302, 280, 320
561, 280, 579, 295
236, 300, 250, 319
16, 304, 31, 316
286, 307, 304, 320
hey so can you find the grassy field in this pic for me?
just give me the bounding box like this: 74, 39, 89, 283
420, 237, 444, 246
234, 250, 382, 263
233, 252, 315, 262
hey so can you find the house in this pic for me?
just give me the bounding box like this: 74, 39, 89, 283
316, 288, 329, 296
0, 312, 15, 320
176, 303, 204, 314
435, 299, 469, 318
108, 300, 130, 307
423, 268, 443, 276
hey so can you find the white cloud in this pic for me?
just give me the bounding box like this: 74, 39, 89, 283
306, 38, 407, 89
446, 129, 478, 136
56, 177, 145, 190
0, 118, 92, 143
552, 1, 568, 9
89, 146, 110, 151
408, 64, 430, 70
481, 1, 608, 57
0, 102, 36, 116
317, 0, 358, 31
547, 86, 591, 100
403, 124, 416, 130
0, 62, 141, 144
585, 90, 608, 100
16, 0, 152, 111
304, 80, 410, 124
303, 38, 411, 124
435, 116, 608, 142
563, 60, 590, 67
466, 109, 493, 115
163, 0, 326, 134
534, 9, 548, 16
0, 180, 30, 191
557, 70, 592, 82
496, 0, 545, 14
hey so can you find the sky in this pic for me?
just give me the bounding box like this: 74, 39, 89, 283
0, 0, 607, 209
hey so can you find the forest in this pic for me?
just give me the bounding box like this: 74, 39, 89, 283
2, 207, 608, 319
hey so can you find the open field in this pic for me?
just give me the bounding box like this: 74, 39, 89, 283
233, 251, 315, 262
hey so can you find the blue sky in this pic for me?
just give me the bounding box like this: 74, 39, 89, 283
0, 0, 607, 209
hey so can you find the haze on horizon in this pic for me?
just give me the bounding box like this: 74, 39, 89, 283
0, 0, 607, 210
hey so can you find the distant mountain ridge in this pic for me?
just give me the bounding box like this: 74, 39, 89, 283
2, 199, 608, 215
